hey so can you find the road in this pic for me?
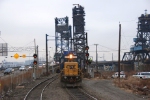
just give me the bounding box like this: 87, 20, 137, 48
0, 68, 31, 79
82, 78, 148, 100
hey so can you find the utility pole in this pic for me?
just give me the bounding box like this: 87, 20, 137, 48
46, 34, 49, 76
118, 23, 121, 83
94, 44, 98, 72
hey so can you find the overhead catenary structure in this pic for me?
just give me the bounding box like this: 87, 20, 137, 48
122, 10, 150, 64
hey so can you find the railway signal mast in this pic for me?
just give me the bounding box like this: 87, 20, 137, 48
85, 46, 89, 65
33, 54, 38, 65
33, 53, 37, 79
85, 46, 90, 72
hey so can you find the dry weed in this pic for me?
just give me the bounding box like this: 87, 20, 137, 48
0, 68, 45, 94
113, 73, 150, 96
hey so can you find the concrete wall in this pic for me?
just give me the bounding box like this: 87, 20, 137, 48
134, 62, 150, 71
120, 64, 134, 71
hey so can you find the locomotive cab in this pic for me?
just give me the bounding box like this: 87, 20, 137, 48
60, 52, 83, 86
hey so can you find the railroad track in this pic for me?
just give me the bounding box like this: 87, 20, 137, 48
23, 75, 58, 100
65, 87, 98, 100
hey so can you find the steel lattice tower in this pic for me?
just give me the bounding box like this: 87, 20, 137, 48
55, 17, 71, 62
122, 10, 150, 63
72, 5, 87, 68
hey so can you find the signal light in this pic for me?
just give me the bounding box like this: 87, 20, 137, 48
33, 54, 37, 58
85, 46, 89, 50
33, 54, 38, 65
85, 53, 89, 57
33, 61, 37, 65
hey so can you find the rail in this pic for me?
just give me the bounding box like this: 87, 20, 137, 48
24, 75, 58, 100
65, 87, 98, 100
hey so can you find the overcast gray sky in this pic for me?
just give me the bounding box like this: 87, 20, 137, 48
0, 0, 150, 62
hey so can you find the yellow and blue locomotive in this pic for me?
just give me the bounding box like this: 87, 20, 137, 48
59, 51, 83, 87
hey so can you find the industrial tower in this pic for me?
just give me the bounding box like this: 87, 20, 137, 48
122, 10, 150, 64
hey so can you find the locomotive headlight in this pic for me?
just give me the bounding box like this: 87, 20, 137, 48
69, 54, 73, 59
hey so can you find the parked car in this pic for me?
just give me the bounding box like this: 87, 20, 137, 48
19, 66, 28, 71
0, 67, 6, 71
4, 68, 14, 75
39, 64, 44, 68
112, 71, 126, 78
132, 72, 150, 79
28, 66, 33, 69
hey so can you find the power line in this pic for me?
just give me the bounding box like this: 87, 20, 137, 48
23, 40, 34, 47
90, 44, 117, 51
0, 37, 13, 47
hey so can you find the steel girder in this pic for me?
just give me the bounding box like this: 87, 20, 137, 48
122, 52, 150, 63
122, 12, 150, 63
7, 47, 34, 52
55, 17, 71, 62
72, 5, 87, 68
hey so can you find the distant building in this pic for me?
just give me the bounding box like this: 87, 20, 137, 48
1, 62, 24, 68
25, 60, 46, 65
25, 60, 33, 65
